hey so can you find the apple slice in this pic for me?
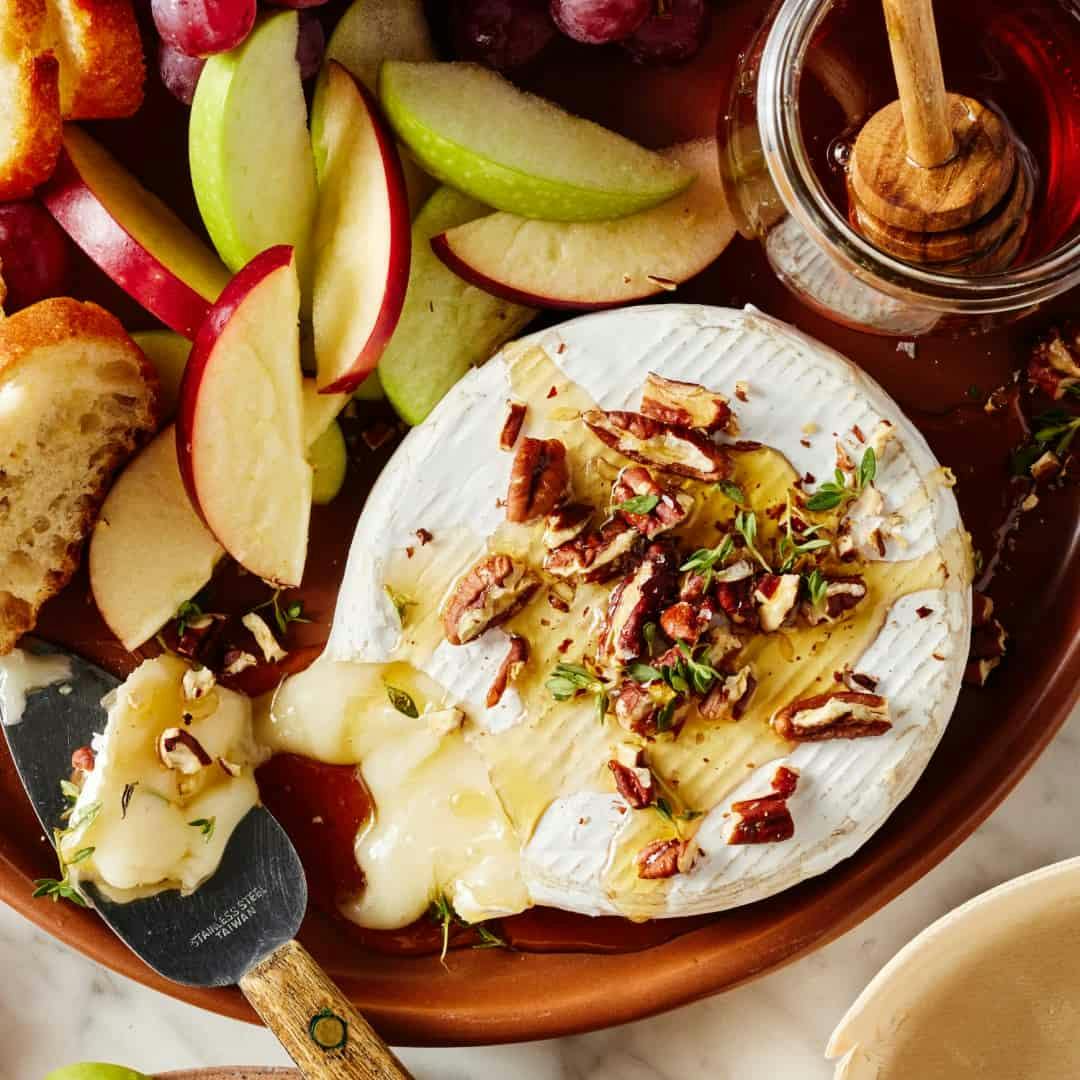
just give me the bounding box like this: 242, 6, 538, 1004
90, 425, 224, 652
378, 61, 693, 222
310, 61, 410, 394
431, 139, 735, 309
189, 11, 318, 293
131, 330, 191, 418
324, 0, 437, 214
309, 421, 348, 505
177, 245, 311, 587
379, 185, 536, 426
41, 127, 230, 339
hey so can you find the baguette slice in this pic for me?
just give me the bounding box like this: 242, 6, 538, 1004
46, 0, 144, 119
0, 0, 61, 199
0, 297, 159, 653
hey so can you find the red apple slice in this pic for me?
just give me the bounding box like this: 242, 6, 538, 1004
311, 61, 410, 394
90, 425, 224, 651
177, 245, 311, 586
42, 126, 231, 339
430, 138, 735, 309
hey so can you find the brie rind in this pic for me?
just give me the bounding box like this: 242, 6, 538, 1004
292, 304, 970, 925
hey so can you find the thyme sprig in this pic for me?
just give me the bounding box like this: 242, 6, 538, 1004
254, 589, 310, 636
679, 536, 734, 590
33, 795, 101, 908
546, 662, 609, 723
804, 448, 877, 512
734, 509, 771, 572
1011, 409, 1080, 475
777, 493, 831, 572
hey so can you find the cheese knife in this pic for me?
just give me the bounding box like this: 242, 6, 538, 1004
1, 640, 413, 1080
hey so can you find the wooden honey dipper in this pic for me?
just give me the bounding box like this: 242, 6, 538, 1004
847, 0, 1031, 272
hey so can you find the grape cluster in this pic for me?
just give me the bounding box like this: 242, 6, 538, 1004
151, 0, 327, 105
454, 0, 710, 70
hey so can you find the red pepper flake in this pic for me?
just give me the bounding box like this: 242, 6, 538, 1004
405, 546, 415, 559
556, 343, 567, 354
547, 386, 558, 398
804, 472, 816, 485
916, 606, 933, 618
735, 386, 749, 403
852, 424, 866, 443
557, 638, 573, 654
416, 528, 433, 546
800, 438, 812, 448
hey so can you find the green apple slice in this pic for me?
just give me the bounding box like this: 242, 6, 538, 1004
131, 329, 190, 418
309, 420, 348, 504
189, 11, 318, 294
378, 185, 536, 425
378, 62, 693, 222
44, 1064, 149, 1080
431, 139, 736, 308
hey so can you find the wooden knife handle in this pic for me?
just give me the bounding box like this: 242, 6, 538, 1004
239, 939, 414, 1080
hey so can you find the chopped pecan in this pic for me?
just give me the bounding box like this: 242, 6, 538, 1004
486, 634, 529, 707
602, 543, 678, 663
608, 759, 655, 808
838, 665, 879, 693
583, 409, 730, 482
543, 502, 592, 549
964, 606, 1008, 687
1029, 325, 1080, 399
660, 600, 712, 645
714, 560, 756, 584
157, 728, 212, 773
1030, 450, 1062, 482
753, 573, 801, 633
715, 575, 758, 628
612, 466, 693, 539
728, 766, 799, 845
507, 438, 569, 523
972, 591, 994, 627
544, 519, 638, 583
801, 575, 868, 626
613, 681, 684, 737
499, 401, 527, 451
699, 665, 757, 721
701, 617, 744, 667
175, 612, 226, 662
772, 691, 891, 741
222, 649, 258, 675
71, 746, 95, 773
971, 617, 1007, 660
242, 612, 287, 664
442, 555, 539, 645
636, 837, 695, 879
640, 372, 735, 433
182, 665, 216, 701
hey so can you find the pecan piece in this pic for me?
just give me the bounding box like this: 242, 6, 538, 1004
772, 691, 891, 741
543, 519, 638, 583
602, 543, 678, 663
1029, 325, 1080, 400
728, 766, 799, 845
486, 634, 529, 707
801, 575, 868, 627
442, 555, 539, 645
636, 837, 696, 879
1030, 450, 1062, 482
507, 437, 569, 523
640, 372, 736, 434
608, 759, 655, 808
583, 409, 730, 481
543, 502, 592, 550
612, 681, 684, 737
611, 466, 693, 539
499, 401, 527, 450
964, 602, 1008, 687
660, 600, 711, 645
715, 571, 759, 628
700, 665, 757, 722
157, 728, 212, 774
753, 573, 801, 633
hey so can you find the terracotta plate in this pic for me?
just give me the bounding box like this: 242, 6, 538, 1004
1, 0, 1077, 1048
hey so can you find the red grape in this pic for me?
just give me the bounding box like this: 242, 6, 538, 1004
621, 0, 710, 64
452, 0, 557, 70
550, 0, 649, 44
0, 202, 72, 312
159, 41, 206, 105
150, 0, 256, 57
296, 11, 325, 81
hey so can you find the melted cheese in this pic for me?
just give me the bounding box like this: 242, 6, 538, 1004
271, 305, 971, 926
64, 656, 262, 901
0, 649, 71, 725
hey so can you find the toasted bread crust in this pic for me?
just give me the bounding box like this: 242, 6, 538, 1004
0, 50, 62, 199
0, 298, 160, 653
53, 0, 144, 119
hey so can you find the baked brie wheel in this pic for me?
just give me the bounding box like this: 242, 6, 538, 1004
263, 305, 971, 927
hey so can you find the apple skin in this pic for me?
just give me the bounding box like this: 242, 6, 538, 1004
312, 63, 412, 394
41, 134, 228, 339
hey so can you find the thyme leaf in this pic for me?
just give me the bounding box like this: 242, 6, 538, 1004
385, 684, 419, 718
612, 493, 660, 515
189, 817, 216, 843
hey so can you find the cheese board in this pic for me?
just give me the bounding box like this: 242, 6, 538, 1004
0, 0, 1077, 1048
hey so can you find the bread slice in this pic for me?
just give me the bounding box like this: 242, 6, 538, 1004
0, 297, 159, 653
45, 0, 144, 120
0, 0, 62, 200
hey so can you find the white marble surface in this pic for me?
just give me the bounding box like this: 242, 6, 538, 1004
5, 702, 1078, 1079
